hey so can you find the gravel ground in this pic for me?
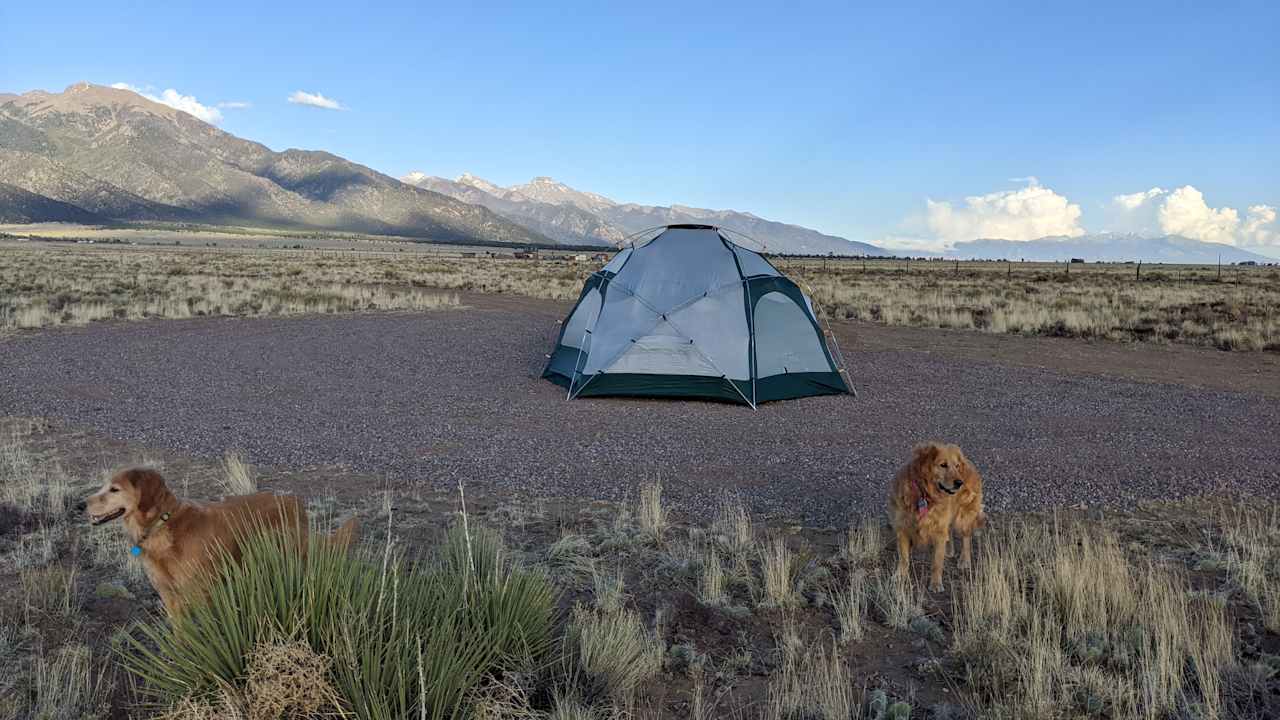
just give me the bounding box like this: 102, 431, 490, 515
2, 296, 1277, 525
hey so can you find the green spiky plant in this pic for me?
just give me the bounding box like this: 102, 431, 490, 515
119, 521, 557, 720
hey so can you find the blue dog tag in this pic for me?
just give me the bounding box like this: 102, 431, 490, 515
130, 545, 142, 557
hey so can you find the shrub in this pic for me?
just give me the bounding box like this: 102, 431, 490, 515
121, 521, 557, 720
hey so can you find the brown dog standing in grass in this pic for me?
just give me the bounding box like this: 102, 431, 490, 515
85, 467, 356, 615
889, 443, 985, 591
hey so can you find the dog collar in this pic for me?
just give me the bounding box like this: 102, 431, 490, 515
131, 511, 171, 557
913, 476, 930, 519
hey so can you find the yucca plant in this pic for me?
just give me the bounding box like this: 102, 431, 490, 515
120, 521, 557, 720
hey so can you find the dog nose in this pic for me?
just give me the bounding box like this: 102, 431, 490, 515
75, 499, 87, 513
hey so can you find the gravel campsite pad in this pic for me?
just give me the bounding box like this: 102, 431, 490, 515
2, 294, 1277, 525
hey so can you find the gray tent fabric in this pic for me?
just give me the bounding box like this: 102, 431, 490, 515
543, 224, 851, 406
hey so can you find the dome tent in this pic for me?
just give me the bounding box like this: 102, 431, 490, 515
542, 224, 850, 407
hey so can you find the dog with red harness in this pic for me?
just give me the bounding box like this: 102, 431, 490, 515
888, 442, 986, 591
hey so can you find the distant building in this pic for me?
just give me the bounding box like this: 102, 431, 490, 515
1070, 258, 1085, 264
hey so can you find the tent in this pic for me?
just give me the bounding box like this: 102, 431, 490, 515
542, 224, 851, 407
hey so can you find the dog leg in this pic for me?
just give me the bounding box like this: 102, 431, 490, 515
895, 527, 911, 578
930, 538, 947, 592
960, 532, 973, 569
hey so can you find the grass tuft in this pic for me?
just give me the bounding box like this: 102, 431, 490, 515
564, 604, 664, 704
759, 537, 802, 608
637, 480, 668, 541
23, 644, 112, 720
698, 546, 727, 606
831, 569, 869, 643
219, 450, 257, 496
844, 521, 883, 565
765, 640, 855, 720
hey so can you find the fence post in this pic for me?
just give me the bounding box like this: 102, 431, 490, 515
1136, 261, 1141, 281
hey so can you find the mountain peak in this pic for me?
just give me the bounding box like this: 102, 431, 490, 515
508, 176, 616, 213
8, 82, 183, 122
456, 173, 506, 195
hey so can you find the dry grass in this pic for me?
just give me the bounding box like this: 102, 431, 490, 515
5, 243, 1278, 351
0, 431, 73, 516
22, 644, 112, 720
844, 521, 883, 565
831, 569, 869, 643
564, 604, 664, 704
219, 449, 257, 496
786, 258, 1280, 351
953, 519, 1236, 719
697, 546, 727, 606
759, 537, 802, 608
1217, 507, 1280, 633
871, 571, 923, 630
243, 640, 345, 720
636, 480, 668, 541
765, 641, 858, 720
0, 245, 462, 329
591, 567, 627, 614
713, 495, 754, 555
20, 564, 80, 617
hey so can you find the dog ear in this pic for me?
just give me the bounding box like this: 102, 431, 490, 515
957, 450, 982, 489
912, 442, 938, 465
127, 469, 167, 514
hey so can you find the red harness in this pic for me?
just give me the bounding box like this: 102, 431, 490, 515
914, 476, 930, 520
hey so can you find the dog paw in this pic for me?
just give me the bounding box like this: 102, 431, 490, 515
929, 579, 944, 593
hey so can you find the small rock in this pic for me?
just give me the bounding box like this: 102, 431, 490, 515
94, 580, 134, 600
887, 701, 912, 720
867, 689, 889, 720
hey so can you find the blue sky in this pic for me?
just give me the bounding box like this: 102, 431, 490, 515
3, 1, 1277, 253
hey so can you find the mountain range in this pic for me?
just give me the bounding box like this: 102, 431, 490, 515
946, 234, 1274, 264
402, 172, 890, 255
0, 83, 544, 245
0, 82, 886, 255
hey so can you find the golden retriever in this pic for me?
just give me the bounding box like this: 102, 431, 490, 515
888, 442, 985, 591
85, 467, 356, 615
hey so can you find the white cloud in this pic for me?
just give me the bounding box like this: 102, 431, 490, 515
1157, 186, 1240, 245
111, 82, 223, 124
1113, 187, 1166, 210
288, 90, 344, 110
926, 180, 1085, 243
1243, 204, 1278, 248
217, 100, 252, 109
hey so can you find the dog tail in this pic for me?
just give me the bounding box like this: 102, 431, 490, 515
329, 517, 358, 549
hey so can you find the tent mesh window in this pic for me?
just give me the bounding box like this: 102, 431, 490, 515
543, 225, 850, 407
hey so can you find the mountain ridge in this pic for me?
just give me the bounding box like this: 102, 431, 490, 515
402, 171, 890, 255
0, 83, 548, 245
